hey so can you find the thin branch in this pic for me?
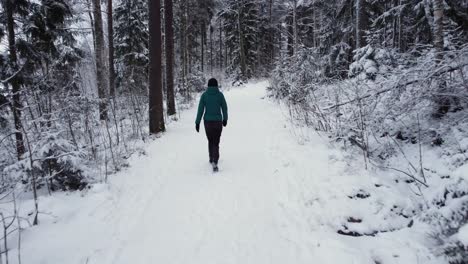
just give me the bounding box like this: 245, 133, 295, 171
323, 63, 468, 110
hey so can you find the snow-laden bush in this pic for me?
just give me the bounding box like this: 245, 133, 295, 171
271, 47, 322, 103
325, 42, 352, 78
187, 70, 206, 93
270, 43, 468, 263
349, 45, 396, 80
424, 175, 468, 264
4, 133, 89, 191
177, 70, 206, 103
274, 44, 468, 138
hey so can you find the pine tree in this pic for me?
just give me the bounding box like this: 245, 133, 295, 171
149, 0, 165, 134
108, 0, 115, 98
220, 0, 261, 80
165, 0, 176, 116
92, 0, 109, 120
355, 0, 369, 49
433, 0, 444, 62
4, 0, 26, 160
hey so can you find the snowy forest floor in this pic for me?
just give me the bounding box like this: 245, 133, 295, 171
8, 81, 446, 264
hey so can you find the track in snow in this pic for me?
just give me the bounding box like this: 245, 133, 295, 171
18, 81, 330, 264
102, 80, 328, 264
15, 80, 445, 264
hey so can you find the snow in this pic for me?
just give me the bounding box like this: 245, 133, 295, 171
3, 81, 445, 264
459, 224, 468, 246
453, 163, 468, 181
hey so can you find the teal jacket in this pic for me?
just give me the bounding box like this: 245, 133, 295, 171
195, 86, 228, 125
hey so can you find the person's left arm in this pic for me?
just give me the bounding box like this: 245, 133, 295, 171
195, 94, 205, 132
221, 93, 228, 126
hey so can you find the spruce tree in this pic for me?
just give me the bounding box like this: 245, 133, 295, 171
114, 0, 149, 93
220, 0, 261, 80
3, 0, 26, 160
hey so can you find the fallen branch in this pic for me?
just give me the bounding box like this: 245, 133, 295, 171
376, 164, 429, 188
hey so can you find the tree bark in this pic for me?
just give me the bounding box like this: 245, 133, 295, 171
355, 0, 368, 49
149, 0, 166, 133
433, 0, 444, 62
5, 0, 25, 160
292, 0, 298, 53
219, 19, 223, 69
432, 0, 449, 116
108, 0, 115, 97
201, 22, 205, 73
210, 25, 213, 74
86, 0, 96, 49
164, 0, 176, 116
93, 0, 109, 120
398, 0, 404, 51
287, 14, 294, 56
238, 6, 247, 78
269, 0, 273, 62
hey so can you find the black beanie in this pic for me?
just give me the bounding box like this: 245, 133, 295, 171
208, 78, 218, 87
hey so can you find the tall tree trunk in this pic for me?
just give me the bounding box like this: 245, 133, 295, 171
219, 20, 223, 70
108, 0, 115, 98
210, 25, 213, 74
238, 7, 247, 78
292, 0, 298, 53
433, 0, 444, 62
287, 14, 294, 56
181, 0, 188, 80
93, 0, 109, 120
317, 7, 323, 48
164, 0, 176, 116
201, 22, 205, 73
391, 0, 397, 48
149, 0, 166, 133
433, 0, 449, 116
183, 2, 187, 79
86, 0, 96, 49
225, 29, 228, 70
179, 7, 186, 97
107, 0, 120, 144
398, 0, 404, 51
355, 0, 368, 49
5, 0, 25, 160
269, 0, 274, 63
185, 1, 190, 98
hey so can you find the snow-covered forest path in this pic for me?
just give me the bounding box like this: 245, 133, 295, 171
98, 80, 328, 263
22, 80, 331, 264
17, 81, 439, 264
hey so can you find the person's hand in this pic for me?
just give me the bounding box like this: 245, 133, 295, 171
196, 123, 200, 133
223, 120, 227, 127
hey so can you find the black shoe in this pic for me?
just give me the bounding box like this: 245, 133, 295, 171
211, 162, 219, 172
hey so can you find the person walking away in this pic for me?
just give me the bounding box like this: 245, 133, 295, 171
195, 78, 228, 172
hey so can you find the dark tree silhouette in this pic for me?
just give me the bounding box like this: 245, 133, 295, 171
165, 0, 176, 116
5, 0, 25, 159
149, 0, 166, 133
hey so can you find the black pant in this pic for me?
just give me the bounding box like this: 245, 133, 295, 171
204, 121, 223, 163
